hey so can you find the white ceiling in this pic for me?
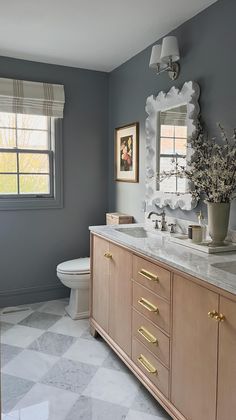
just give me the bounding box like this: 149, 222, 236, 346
0, 0, 217, 72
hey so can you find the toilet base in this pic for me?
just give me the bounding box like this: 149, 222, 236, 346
65, 287, 89, 320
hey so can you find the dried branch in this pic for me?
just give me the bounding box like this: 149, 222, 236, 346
157, 120, 236, 203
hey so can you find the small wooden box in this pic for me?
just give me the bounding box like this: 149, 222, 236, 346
106, 212, 133, 225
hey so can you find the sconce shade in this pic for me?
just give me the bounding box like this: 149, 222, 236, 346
160, 36, 180, 63
149, 44, 163, 68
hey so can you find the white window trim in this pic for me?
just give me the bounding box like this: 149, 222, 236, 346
0, 119, 63, 210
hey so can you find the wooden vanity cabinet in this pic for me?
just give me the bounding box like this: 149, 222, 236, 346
91, 233, 236, 420
91, 235, 132, 356
171, 274, 219, 420
217, 296, 236, 420
109, 243, 132, 356
92, 235, 110, 332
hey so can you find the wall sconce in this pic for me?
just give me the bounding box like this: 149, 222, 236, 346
149, 36, 180, 80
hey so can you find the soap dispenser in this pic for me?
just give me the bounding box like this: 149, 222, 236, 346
197, 211, 207, 242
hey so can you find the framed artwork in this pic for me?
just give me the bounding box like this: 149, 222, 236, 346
115, 122, 139, 182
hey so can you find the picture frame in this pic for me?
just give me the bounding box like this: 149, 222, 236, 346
115, 122, 139, 182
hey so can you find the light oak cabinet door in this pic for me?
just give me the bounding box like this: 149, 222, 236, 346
171, 274, 218, 420
109, 243, 132, 356
217, 296, 236, 420
92, 236, 110, 332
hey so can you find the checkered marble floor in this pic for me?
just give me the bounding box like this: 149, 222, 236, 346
1, 299, 171, 420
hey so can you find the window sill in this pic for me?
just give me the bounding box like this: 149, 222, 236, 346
0, 195, 63, 210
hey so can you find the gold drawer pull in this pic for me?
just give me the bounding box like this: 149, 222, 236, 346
137, 354, 157, 374
104, 252, 112, 259
138, 298, 159, 313
138, 269, 159, 282
138, 326, 158, 345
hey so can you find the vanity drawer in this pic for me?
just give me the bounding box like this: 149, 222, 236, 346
133, 255, 171, 299
133, 282, 170, 333
132, 309, 169, 367
132, 338, 169, 398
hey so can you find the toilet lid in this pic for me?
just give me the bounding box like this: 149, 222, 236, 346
57, 257, 90, 274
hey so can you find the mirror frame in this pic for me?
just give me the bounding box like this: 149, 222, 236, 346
145, 81, 200, 210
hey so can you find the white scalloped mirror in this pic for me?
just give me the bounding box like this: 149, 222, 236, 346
145, 81, 200, 210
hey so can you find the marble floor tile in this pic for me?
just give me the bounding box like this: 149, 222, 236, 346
12, 383, 78, 420
1, 325, 43, 348
2, 349, 59, 382
83, 367, 140, 407
80, 327, 95, 341
64, 337, 110, 366
19, 312, 61, 330
48, 317, 89, 337
126, 410, 167, 420
65, 395, 128, 420
102, 350, 130, 373
28, 302, 48, 310
29, 331, 76, 356
15, 302, 44, 310
1, 299, 170, 420
1, 373, 34, 413
38, 299, 68, 316
41, 357, 97, 394
0, 308, 33, 324
1, 344, 22, 368
0, 321, 14, 334
2, 412, 19, 420
132, 385, 171, 418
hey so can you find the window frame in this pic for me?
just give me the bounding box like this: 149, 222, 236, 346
0, 117, 63, 210
158, 124, 187, 193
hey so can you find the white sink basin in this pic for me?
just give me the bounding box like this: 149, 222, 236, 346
115, 226, 156, 238
211, 261, 236, 275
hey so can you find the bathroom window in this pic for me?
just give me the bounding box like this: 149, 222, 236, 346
0, 112, 63, 210
159, 123, 187, 193
157, 104, 188, 194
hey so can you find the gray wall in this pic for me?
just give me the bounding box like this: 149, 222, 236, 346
108, 0, 236, 226
0, 56, 108, 307
1, 0, 236, 307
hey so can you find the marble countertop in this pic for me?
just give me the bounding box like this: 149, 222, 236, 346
89, 223, 236, 296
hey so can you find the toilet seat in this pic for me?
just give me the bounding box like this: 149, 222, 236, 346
57, 257, 90, 275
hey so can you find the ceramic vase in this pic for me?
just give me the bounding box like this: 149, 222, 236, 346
207, 202, 230, 246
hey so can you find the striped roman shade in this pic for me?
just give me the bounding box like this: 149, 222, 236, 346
0, 78, 65, 117
160, 104, 187, 126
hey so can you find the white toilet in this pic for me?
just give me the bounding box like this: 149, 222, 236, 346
56, 257, 90, 320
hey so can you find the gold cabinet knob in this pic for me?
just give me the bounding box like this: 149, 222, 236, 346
214, 313, 225, 322
208, 310, 218, 319
104, 252, 112, 259
208, 310, 226, 322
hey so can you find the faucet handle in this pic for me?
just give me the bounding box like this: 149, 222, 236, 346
168, 223, 176, 233
152, 220, 159, 229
